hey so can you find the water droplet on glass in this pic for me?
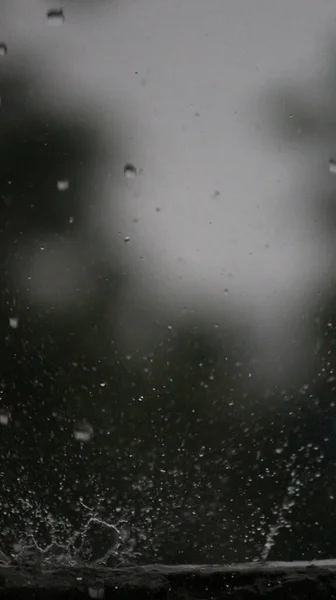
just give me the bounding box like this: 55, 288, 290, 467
224, 288, 229, 295
0, 43, 7, 57
47, 9, 65, 26
124, 163, 137, 179
9, 317, 19, 329
73, 421, 93, 442
69, 216, 74, 224
0, 409, 10, 425
57, 179, 69, 191
124, 236, 130, 243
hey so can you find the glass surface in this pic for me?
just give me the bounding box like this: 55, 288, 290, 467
0, 0, 336, 565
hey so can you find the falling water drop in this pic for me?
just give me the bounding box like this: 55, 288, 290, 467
57, 180, 69, 191
124, 163, 137, 179
329, 159, 336, 174
73, 421, 93, 442
47, 9, 65, 26
88, 587, 104, 599
9, 317, 19, 329
0, 409, 10, 425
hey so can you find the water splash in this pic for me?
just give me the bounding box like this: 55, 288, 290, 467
260, 442, 324, 561
3, 498, 138, 568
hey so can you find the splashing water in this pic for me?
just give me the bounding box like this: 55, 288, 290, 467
2, 498, 138, 568
260, 442, 324, 561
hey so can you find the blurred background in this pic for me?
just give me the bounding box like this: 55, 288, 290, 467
0, 0, 336, 565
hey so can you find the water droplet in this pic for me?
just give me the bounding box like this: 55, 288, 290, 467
57, 180, 69, 191
69, 216, 74, 224
224, 288, 229, 295
124, 163, 137, 179
47, 9, 65, 26
0, 409, 10, 425
0, 43, 7, 57
9, 317, 19, 329
124, 236, 130, 243
329, 159, 336, 174
88, 587, 104, 599
73, 421, 93, 442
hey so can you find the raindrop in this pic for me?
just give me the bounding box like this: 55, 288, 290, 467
89, 587, 104, 599
73, 421, 93, 442
0, 409, 10, 425
329, 159, 336, 174
124, 163, 137, 179
124, 236, 130, 243
0, 43, 7, 57
9, 317, 19, 329
224, 288, 229, 295
47, 9, 65, 26
57, 180, 69, 191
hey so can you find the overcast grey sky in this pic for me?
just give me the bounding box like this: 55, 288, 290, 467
4, 0, 336, 383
